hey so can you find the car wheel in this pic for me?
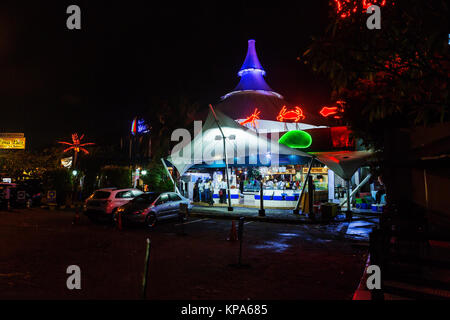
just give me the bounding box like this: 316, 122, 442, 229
145, 213, 157, 229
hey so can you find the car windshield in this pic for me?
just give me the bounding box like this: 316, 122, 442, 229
92, 191, 111, 199
131, 193, 160, 205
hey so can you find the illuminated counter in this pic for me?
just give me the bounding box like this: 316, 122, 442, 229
247, 190, 300, 208
212, 188, 240, 205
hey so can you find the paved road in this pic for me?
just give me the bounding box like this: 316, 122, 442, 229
0, 208, 373, 299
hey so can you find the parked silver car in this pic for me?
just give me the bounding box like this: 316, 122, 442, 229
84, 188, 144, 221
115, 192, 192, 228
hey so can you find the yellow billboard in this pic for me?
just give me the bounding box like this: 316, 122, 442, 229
0, 137, 26, 149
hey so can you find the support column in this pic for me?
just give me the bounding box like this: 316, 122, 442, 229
209, 104, 233, 211
346, 179, 352, 220
293, 157, 314, 215
258, 178, 265, 216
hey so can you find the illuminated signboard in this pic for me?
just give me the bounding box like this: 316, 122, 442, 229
319, 106, 339, 117
303, 167, 328, 174
0, 133, 26, 149
276, 106, 305, 122
331, 126, 354, 148
239, 108, 261, 128
278, 130, 312, 149
131, 118, 150, 135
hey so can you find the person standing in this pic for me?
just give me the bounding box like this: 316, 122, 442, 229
239, 177, 244, 194
207, 179, 214, 206
193, 180, 199, 202
198, 179, 204, 202
219, 179, 227, 204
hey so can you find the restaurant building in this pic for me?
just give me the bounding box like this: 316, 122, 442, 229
166, 40, 373, 211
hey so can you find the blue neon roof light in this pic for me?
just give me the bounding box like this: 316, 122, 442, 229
232, 40, 275, 93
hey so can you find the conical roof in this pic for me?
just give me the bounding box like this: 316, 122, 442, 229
217, 39, 327, 127
239, 39, 264, 72
226, 40, 279, 95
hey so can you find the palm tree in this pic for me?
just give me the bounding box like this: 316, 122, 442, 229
58, 133, 95, 168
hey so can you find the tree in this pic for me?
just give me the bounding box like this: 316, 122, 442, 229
99, 165, 131, 189
42, 168, 72, 205
0, 147, 61, 180
147, 95, 201, 159
304, 0, 449, 151
142, 160, 174, 192
303, 0, 449, 222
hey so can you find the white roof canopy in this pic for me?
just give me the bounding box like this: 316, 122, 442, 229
167, 109, 312, 176
312, 151, 373, 180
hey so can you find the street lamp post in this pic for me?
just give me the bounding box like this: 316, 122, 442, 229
209, 104, 233, 212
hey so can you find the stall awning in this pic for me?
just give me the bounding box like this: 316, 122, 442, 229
311, 151, 373, 180
166, 109, 313, 176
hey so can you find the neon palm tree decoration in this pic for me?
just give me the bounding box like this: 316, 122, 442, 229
58, 133, 95, 167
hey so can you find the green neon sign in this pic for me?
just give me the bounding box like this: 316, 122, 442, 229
278, 130, 312, 149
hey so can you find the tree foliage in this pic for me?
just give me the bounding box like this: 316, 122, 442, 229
99, 165, 131, 189
0, 147, 61, 179
304, 0, 449, 151
142, 160, 174, 192
42, 168, 72, 205
147, 95, 201, 158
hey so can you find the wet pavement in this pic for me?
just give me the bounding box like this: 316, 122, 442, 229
191, 204, 380, 230
0, 208, 374, 299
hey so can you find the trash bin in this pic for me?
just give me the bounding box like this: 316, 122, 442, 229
321, 203, 339, 221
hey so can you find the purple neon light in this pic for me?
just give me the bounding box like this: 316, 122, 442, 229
239, 40, 264, 72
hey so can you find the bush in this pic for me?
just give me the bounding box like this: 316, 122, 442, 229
142, 161, 174, 192
42, 168, 72, 205
99, 165, 131, 189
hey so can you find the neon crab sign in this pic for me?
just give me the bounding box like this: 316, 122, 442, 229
276, 106, 305, 122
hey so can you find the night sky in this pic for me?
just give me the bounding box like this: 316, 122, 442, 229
0, 1, 331, 149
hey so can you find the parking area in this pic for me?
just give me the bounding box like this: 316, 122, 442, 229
0, 207, 374, 299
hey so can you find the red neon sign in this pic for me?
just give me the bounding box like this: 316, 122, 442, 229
320, 106, 339, 117
240, 108, 261, 127
276, 106, 305, 122
331, 127, 354, 149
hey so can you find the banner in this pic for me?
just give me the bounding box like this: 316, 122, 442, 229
0, 137, 26, 149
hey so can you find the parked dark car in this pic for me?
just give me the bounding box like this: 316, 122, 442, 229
115, 192, 192, 228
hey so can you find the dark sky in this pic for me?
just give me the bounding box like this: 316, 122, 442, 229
0, 1, 331, 149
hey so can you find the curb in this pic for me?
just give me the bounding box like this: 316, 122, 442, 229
190, 210, 334, 225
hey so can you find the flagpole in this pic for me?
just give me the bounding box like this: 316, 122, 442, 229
209, 104, 233, 211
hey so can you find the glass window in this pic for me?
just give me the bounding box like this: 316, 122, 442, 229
169, 193, 181, 201
115, 190, 133, 198
132, 193, 160, 204
157, 193, 169, 204
132, 190, 144, 197
92, 191, 111, 199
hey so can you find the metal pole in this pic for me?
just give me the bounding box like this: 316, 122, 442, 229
160, 158, 181, 195
346, 179, 352, 220
142, 238, 151, 300
308, 175, 315, 219
209, 104, 233, 212
294, 157, 314, 214
258, 179, 265, 216
340, 173, 372, 207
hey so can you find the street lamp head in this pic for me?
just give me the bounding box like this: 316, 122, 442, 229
72, 170, 78, 176
141, 170, 148, 176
